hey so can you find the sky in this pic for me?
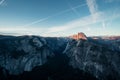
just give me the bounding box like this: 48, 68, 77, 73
0, 0, 120, 37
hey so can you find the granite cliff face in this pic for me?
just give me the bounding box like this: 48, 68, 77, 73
0, 35, 68, 75
64, 39, 120, 80
0, 35, 120, 80
69, 32, 87, 40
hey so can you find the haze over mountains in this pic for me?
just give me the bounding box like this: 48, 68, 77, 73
0, 33, 120, 80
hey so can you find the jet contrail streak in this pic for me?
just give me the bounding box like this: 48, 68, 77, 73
18, 17, 50, 27
19, 3, 86, 27
47, 3, 86, 18
65, 0, 80, 16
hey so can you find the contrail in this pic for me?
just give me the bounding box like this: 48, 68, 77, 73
18, 17, 50, 27
0, 0, 5, 5
19, 3, 86, 27
65, 0, 80, 16
49, 3, 86, 18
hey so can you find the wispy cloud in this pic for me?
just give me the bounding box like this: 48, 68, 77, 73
0, 0, 5, 6
18, 3, 86, 28
86, 0, 98, 14
43, 0, 102, 36
0, 10, 119, 37
86, 0, 99, 22
86, 0, 106, 31
42, 9, 120, 36
1, 0, 120, 36
44, 12, 103, 33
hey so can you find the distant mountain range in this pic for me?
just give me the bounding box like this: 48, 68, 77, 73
0, 34, 120, 80
90, 36, 120, 40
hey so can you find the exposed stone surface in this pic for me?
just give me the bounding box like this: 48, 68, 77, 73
0, 36, 68, 75
0, 34, 120, 80
69, 32, 87, 40
64, 39, 120, 80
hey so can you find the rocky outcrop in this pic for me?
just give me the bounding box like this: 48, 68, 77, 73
69, 32, 87, 40
64, 39, 120, 80
0, 36, 52, 74
0, 34, 120, 80
0, 36, 68, 75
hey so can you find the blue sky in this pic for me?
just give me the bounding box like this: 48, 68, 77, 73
0, 0, 120, 36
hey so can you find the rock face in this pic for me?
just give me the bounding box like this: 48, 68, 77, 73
0, 34, 120, 80
64, 39, 120, 80
45, 37, 69, 53
0, 36, 68, 75
69, 32, 87, 40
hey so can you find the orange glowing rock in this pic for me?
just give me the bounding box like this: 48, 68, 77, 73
69, 32, 87, 40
